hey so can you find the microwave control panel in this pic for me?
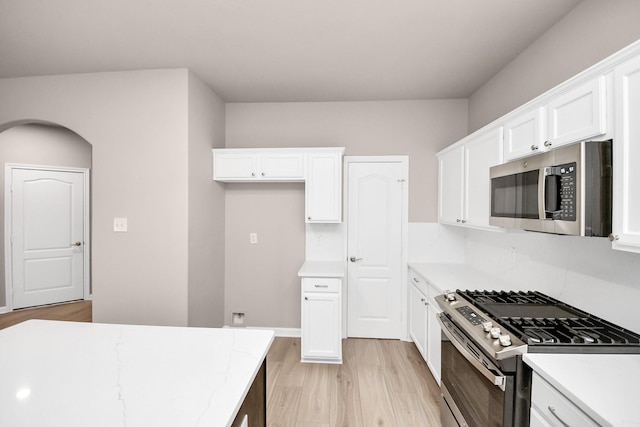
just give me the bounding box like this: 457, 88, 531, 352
555, 162, 576, 221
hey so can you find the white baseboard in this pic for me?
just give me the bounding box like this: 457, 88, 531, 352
0, 306, 7, 314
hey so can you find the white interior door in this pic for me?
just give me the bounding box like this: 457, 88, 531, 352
7, 167, 87, 309
347, 160, 405, 339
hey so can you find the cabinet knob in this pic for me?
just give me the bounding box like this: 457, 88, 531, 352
251, 172, 255, 177
456, 219, 461, 223
608, 234, 620, 241
304, 297, 308, 301
531, 144, 539, 151
544, 140, 552, 147
461, 219, 466, 224
261, 172, 265, 176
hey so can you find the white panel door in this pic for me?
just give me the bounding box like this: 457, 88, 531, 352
10, 168, 86, 309
347, 161, 403, 339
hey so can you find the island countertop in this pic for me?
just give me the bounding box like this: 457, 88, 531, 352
0, 320, 274, 427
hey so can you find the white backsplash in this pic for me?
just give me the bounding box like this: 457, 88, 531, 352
305, 222, 345, 261
464, 227, 640, 334
408, 223, 465, 263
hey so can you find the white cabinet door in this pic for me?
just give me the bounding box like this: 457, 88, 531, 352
464, 127, 503, 229
301, 278, 342, 363
409, 284, 428, 357
612, 55, 640, 253
260, 152, 304, 180
213, 151, 258, 180
547, 77, 606, 149
504, 107, 546, 161
438, 145, 464, 225
305, 152, 342, 223
426, 283, 442, 385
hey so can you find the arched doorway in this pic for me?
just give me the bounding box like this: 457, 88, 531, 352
0, 122, 92, 312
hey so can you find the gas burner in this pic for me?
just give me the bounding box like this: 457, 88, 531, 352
454, 289, 640, 352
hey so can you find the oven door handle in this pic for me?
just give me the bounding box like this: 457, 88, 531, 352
438, 315, 506, 391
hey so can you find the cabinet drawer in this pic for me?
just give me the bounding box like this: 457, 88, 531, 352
302, 277, 341, 293
531, 372, 598, 427
409, 269, 429, 296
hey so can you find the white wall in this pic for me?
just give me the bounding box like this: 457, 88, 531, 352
463, 228, 640, 335
0, 124, 92, 308
468, 0, 640, 132
0, 70, 193, 326
224, 100, 468, 328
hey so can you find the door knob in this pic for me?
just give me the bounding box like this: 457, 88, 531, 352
349, 257, 363, 262
71, 241, 82, 247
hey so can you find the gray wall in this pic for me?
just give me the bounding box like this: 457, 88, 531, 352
0, 124, 92, 308
469, 0, 640, 132
187, 71, 227, 327
0, 69, 194, 326
224, 100, 468, 328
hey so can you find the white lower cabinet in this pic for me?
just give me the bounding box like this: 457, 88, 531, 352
301, 277, 342, 363
408, 268, 441, 385
530, 372, 598, 427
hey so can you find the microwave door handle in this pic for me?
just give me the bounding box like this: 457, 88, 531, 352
538, 168, 547, 219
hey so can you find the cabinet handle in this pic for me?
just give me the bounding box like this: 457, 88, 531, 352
461, 219, 466, 224
307, 216, 312, 220
609, 234, 620, 241
547, 406, 571, 427
413, 277, 419, 283
531, 144, 539, 151
456, 219, 461, 223
544, 140, 552, 147
314, 284, 329, 288
304, 297, 308, 301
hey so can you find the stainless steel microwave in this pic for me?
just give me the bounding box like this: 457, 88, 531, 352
489, 140, 612, 236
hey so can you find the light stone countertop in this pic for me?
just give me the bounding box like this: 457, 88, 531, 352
524, 353, 640, 427
408, 262, 514, 293
298, 260, 345, 277
0, 320, 274, 427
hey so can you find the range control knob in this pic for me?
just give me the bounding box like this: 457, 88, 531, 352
490, 327, 501, 339
482, 321, 493, 332
499, 335, 512, 347
445, 292, 457, 302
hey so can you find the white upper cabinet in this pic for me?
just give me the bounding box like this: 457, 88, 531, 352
439, 127, 503, 230
464, 127, 504, 228
305, 151, 343, 223
504, 107, 546, 161
438, 145, 465, 225
547, 77, 607, 148
213, 147, 345, 223
612, 55, 640, 253
504, 77, 607, 161
213, 148, 304, 181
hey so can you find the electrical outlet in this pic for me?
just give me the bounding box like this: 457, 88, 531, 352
249, 233, 258, 244
114, 217, 128, 232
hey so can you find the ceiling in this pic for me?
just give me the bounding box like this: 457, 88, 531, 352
0, 0, 581, 102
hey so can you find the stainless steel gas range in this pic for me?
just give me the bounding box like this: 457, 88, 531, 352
436, 290, 640, 427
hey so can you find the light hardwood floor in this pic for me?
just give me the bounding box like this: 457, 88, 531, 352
0, 302, 442, 426
0, 300, 92, 330
267, 337, 441, 427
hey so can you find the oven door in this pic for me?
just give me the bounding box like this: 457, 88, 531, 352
438, 314, 511, 427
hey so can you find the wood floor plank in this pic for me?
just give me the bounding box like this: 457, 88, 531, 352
331, 340, 364, 427
297, 363, 336, 424
275, 337, 308, 387
0, 300, 92, 330
267, 385, 303, 427
356, 364, 399, 426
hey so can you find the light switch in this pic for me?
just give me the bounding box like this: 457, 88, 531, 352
114, 217, 128, 232
249, 232, 258, 244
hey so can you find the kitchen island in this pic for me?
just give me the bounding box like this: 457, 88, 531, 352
0, 320, 274, 427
